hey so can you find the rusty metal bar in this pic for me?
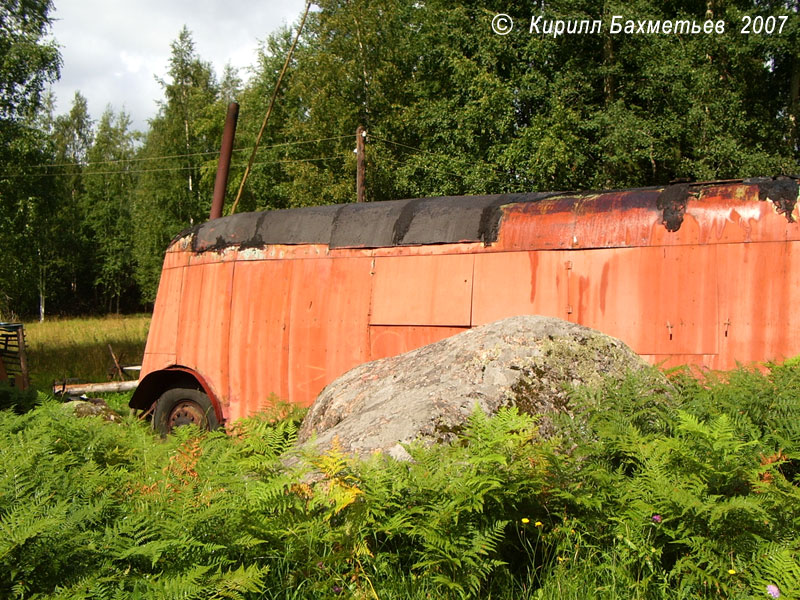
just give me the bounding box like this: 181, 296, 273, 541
210, 102, 240, 220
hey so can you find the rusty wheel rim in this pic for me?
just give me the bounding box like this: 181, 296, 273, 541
168, 400, 206, 430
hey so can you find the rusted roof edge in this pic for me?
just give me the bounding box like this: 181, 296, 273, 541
172, 176, 799, 252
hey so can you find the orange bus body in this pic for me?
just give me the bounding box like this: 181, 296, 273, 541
132, 178, 800, 426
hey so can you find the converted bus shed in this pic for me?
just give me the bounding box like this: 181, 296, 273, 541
131, 177, 800, 433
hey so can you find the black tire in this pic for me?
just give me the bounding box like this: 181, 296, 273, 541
152, 387, 220, 437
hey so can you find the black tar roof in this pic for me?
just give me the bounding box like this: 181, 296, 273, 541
179, 177, 798, 252
186, 192, 559, 251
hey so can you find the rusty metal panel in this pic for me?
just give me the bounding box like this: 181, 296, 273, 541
175, 262, 234, 404
144, 261, 184, 357
371, 254, 474, 326
288, 257, 373, 407
657, 185, 793, 247
162, 248, 189, 269
567, 245, 719, 356
473, 245, 718, 357
237, 244, 330, 261
572, 191, 661, 248
494, 182, 800, 253
714, 240, 800, 369
496, 198, 576, 251
370, 325, 469, 360
227, 259, 293, 422
187, 247, 239, 265
140, 352, 176, 378
472, 251, 568, 325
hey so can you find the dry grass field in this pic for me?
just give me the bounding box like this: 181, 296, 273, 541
23, 314, 150, 391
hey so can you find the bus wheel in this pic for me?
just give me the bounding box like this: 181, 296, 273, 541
153, 388, 219, 436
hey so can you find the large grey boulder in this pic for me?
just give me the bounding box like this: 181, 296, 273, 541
297, 315, 655, 460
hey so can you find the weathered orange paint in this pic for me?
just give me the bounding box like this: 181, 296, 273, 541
371, 254, 474, 326
133, 179, 800, 424
369, 325, 469, 360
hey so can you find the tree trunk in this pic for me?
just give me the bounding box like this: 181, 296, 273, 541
38, 264, 46, 322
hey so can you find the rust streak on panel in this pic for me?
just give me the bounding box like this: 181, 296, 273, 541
287, 257, 373, 406
472, 251, 567, 325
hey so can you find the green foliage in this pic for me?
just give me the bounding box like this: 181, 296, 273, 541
1, 357, 800, 599
82, 108, 138, 313
0, 0, 60, 122
0, 383, 37, 413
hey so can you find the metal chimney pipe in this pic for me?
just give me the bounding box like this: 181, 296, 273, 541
210, 102, 240, 220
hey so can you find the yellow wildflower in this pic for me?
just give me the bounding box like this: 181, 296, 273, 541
521, 518, 530, 524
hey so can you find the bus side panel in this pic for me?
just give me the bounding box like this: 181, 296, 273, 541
288, 257, 373, 407
471, 251, 569, 325
472, 246, 719, 358
175, 262, 234, 416
227, 259, 293, 422
141, 260, 185, 373
568, 245, 719, 356
715, 240, 800, 369
371, 254, 474, 326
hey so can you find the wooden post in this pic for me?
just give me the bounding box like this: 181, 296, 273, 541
108, 344, 124, 381
16, 327, 29, 390
356, 125, 366, 202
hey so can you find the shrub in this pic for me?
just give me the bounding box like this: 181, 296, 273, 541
0, 382, 38, 413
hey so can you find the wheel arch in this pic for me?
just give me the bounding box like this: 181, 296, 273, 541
130, 366, 225, 425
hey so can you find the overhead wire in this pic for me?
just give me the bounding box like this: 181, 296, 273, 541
0, 154, 352, 179
1, 132, 510, 190
0, 134, 352, 173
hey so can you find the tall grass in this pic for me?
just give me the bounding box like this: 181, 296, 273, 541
23, 315, 150, 391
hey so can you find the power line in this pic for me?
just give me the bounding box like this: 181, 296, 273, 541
1, 134, 352, 173
0, 154, 351, 179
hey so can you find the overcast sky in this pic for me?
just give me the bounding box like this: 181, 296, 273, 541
48, 0, 308, 132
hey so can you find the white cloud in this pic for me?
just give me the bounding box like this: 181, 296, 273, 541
49, 0, 307, 131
